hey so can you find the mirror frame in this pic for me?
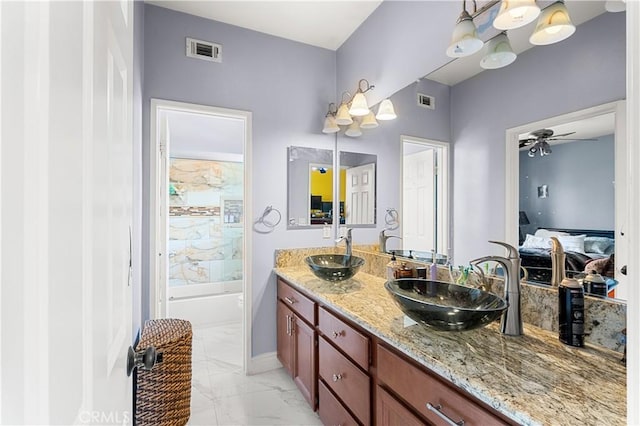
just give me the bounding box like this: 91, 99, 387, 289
287, 146, 335, 229
504, 100, 627, 299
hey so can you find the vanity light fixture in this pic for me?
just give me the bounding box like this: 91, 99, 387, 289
493, 0, 540, 30
322, 78, 396, 137
446, 1, 484, 58
447, 0, 576, 70
529, 0, 575, 46
322, 103, 340, 134
480, 32, 517, 69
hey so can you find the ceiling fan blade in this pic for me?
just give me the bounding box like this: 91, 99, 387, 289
550, 131, 575, 138
548, 137, 598, 141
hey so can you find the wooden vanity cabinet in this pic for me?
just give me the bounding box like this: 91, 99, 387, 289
376, 344, 513, 426
276, 279, 317, 410
277, 277, 515, 426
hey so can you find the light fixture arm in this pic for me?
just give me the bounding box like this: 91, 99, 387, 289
357, 79, 375, 95
325, 102, 338, 117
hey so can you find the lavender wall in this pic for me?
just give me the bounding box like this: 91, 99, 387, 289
519, 135, 615, 233
337, 1, 459, 106
451, 12, 626, 263
142, 5, 336, 356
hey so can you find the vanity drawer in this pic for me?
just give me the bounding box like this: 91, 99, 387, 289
319, 337, 370, 425
318, 379, 359, 426
377, 344, 510, 426
318, 306, 369, 369
277, 279, 316, 325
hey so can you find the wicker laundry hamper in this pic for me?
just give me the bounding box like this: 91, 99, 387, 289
135, 318, 193, 426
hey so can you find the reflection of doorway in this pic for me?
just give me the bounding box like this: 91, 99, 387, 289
345, 163, 375, 224
401, 136, 449, 255
150, 99, 252, 374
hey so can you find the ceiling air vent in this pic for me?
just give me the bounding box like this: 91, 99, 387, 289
417, 93, 435, 110
186, 37, 222, 63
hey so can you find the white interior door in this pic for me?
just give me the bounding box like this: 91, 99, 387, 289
345, 163, 375, 224
0, 1, 134, 423
403, 149, 435, 252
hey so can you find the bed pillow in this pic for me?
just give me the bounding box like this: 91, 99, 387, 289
584, 236, 615, 255
521, 234, 551, 249
534, 229, 570, 238
557, 234, 586, 254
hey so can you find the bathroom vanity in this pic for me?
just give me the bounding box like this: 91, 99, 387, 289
274, 261, 626, 426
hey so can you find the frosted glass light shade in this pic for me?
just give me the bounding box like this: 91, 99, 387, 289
322, 115, 340, 134
529, 1, 575, 46
605, 0, 626, 13
446, 11, 483, 58
480, 33, 517, 69
376, 99, 397, 121
335, 103, 353, 125
345, 120, 362, 137
348, 92, 370, 116
493, 0, 540, 30
360, 111, 379, 129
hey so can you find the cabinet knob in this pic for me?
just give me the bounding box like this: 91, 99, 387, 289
332, 330, 344, 338
426, 402, 465, 426
332, 373, 343, 382
284, 296, 296, 304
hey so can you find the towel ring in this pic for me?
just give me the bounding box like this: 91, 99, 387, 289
253, 205, 282, 234
385, 208, 399, 230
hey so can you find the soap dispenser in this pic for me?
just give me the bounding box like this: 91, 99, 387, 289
386, 251, 399, 280
430, 250, 438, 280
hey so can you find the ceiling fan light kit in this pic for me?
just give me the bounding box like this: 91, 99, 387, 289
323, 79, 396, 137
447, 0, 576, 69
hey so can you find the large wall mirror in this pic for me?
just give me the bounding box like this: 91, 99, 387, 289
505, 101, 627, 301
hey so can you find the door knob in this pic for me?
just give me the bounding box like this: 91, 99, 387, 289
126, 345, 157, 376
621, 265, 627, 275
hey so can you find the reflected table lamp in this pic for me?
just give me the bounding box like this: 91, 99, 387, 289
519, 211, 530, 244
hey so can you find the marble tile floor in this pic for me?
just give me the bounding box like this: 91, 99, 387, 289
188, 322, 322, 426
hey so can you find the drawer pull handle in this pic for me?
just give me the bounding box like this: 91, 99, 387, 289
284, 296, 295, 304
332, 373, 343, 382
426, 403, 465, 426
332, 330, 344, 338
286, 315, 291, 336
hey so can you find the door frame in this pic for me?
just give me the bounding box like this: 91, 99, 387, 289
400, 135, 450, 257
503, 101, 626, 296
149, 99, 252, 374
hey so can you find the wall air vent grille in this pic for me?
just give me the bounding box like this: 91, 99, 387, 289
417, 93, 435, 110
186, 37, 222, 62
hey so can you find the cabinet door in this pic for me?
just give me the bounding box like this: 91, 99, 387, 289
377, 386, 425, 426
277, 301, 293, 374
293, 314, 317, 410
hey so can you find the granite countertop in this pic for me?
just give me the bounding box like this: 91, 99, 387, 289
274, 266, 626, 426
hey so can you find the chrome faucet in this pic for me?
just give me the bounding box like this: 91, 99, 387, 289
336, 228, 353, 258
379, 229, 402, 253
470, 241, 523, 336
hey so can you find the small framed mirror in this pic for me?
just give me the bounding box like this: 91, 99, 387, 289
287, 146, 334, 228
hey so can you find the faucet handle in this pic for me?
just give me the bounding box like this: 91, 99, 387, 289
488, 240, 519, 259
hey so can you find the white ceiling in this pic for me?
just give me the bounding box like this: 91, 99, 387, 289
146, 0, 382, 50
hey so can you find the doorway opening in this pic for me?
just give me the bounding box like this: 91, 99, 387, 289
150, 99, 252, 374
400, 136, 450, 257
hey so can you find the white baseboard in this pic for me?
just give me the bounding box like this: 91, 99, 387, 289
247, 351, 282, 375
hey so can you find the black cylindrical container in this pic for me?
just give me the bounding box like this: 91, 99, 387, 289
559, 278, 585, 347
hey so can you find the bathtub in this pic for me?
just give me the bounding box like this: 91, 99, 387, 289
167, 289, 243, 327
